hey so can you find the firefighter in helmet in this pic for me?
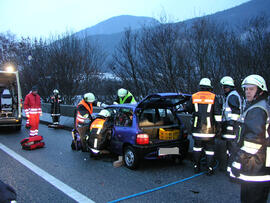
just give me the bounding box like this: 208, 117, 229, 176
220, 76, 242, 165
113, 88, 136, 104
228, 74, 270, 203
50, 89, 62, 126
74, 92, 106, 152
87, 109, 114, 155
184, 78, 222, 175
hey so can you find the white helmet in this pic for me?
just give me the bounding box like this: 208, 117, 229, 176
118, 88, 128, 97
220, 76, 234, 87
53, 89, 59, 94
84, 93, 95, 103
98, 109, 111, 118
199, 78, 212, 87
241, 74, 267, 92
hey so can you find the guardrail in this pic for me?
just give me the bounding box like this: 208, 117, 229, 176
41, 103, 103, 117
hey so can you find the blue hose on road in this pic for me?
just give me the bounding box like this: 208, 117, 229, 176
108, 160, 219, 203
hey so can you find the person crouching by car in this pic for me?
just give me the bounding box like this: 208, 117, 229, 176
87, 109, 113, 156
228, 74, 270, 203
74, 92, 106, 152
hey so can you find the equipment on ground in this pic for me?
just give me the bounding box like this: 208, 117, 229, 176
20, 135, 45, 150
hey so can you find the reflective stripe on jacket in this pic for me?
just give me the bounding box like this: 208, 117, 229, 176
229, 99, 270, 182
75, 99, 93, 127
24, 92, 42, 117
222, 90, 242, 139
191, 91, 222, 140
90, 118, 106, 135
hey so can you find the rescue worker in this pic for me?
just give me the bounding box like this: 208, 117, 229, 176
87, 109, 113, 153
220, 76, 242, 164
24, 86, 42, 137
50, 89, 62, 126
184, 78, 222, 175
25, 91, 31, 129
114, 88, 136, 104
228, 74, 270, 203
75, 92, 105, 152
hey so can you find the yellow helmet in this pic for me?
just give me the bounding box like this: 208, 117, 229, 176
241, 74, 267, 92
99, 109, 111, 117
199, 78, 212, 87
220, 76, 234, 87
84, 93, 95, 102
118, 88, 128, 97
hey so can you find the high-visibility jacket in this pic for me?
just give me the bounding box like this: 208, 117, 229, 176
88, 117, 112, 150
221, 90, 242, 139
189, 91, 222, 140
115, 91, 136, 104
24, 92, 42, 117
75, 99, 93, 127
228, 99, 270, 182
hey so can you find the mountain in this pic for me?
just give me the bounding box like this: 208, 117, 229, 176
180, 0, 270, 30
72, 0, 270, 71
75, 15, 160, 37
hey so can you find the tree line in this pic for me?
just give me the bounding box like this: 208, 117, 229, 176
0, 15, 269, 104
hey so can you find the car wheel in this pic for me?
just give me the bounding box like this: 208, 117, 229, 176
124, 146, 139, 170
15, 125, 21, 131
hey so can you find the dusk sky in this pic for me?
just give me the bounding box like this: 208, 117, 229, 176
0, 0, 250, 39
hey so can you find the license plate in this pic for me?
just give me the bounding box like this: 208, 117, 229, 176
158, 147, 179, 156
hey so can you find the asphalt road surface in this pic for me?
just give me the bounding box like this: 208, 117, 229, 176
0, 120, 262, 203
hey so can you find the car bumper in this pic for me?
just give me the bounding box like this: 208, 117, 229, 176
132, 138, 190, 159
0, 118, 22, 127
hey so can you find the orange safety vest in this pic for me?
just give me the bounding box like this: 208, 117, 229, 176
90, 118, 106, 132
192, 91, 215, 104
75, 100, 93, 127
77, 99, 93, 114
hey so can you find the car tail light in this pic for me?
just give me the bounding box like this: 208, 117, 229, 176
136, 133, 149, 145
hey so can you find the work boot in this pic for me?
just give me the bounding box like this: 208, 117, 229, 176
194, 164, 201, 174
207, 167, 214, 176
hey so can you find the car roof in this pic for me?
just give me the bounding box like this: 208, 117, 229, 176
106, 93, 191, 110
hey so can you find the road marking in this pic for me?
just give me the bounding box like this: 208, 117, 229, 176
0, 143, 95, 203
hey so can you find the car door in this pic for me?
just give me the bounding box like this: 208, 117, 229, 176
110, 107, 136, 154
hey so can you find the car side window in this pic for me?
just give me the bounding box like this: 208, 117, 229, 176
115, 108, 133, 127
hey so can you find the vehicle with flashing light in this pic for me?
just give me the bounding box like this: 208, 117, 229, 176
0, 65, 22, 130
88, 93, 191, 169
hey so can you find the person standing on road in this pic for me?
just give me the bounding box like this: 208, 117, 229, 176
184, 78, 222, 175
113, 88, 136, 104
24, 85, 42, 137
228, 74, 270, 203
50, 89, 62, 126
220, 76, 242, 165
75, 92, 106, 152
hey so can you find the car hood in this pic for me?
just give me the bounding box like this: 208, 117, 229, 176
136, 93, 191, 109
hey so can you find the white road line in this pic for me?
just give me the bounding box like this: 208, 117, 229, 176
0, 143, 95, 203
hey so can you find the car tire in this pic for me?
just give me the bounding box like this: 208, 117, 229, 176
15, 125, 21, 131
124, 146, 139, 170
